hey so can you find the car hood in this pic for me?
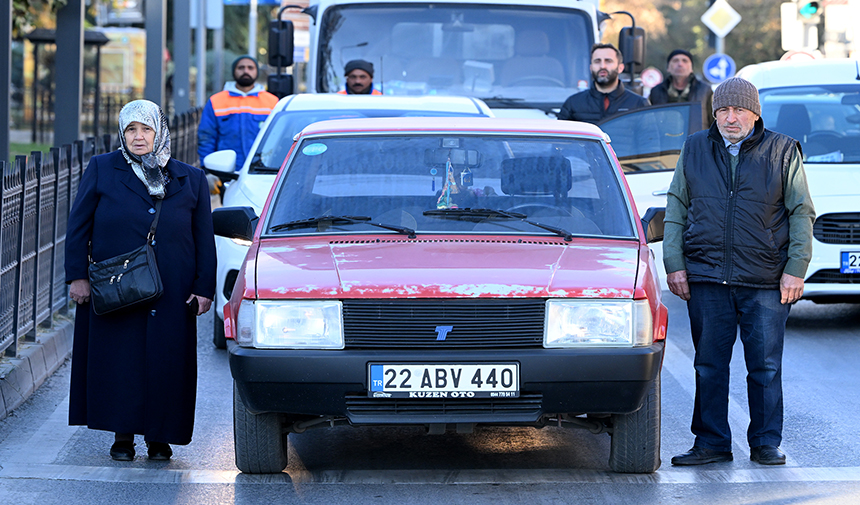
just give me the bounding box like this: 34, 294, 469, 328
225, 174, 278, 213
253, 236, 640, 299
805, 163, 860, 198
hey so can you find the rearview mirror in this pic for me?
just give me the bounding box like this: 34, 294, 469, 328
213, 206, 259, 242
424, 148, 481, 167
841, 93, 860, 105
203, 150, 240, 180
641, 207, 665, 243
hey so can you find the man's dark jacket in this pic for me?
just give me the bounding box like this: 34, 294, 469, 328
557, 81, 649, 123
682, 119, 799, 288
650, 74, 714, 129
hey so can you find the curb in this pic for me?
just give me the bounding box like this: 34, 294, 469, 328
0, 314, 75, 421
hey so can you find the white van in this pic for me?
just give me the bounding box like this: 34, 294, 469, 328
737, 59, 860, 303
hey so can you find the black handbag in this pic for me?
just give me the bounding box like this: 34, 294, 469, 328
88, 200, 164, 315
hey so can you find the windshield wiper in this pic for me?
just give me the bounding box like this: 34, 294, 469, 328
423, 207, 574, 242
271, 215, 417, 238
478, 97, 556, 115
424, 208, 526, 219
479, 96, 525, 107
247, 155, 280, 173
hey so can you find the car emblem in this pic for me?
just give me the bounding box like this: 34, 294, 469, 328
435, 325, 453, 341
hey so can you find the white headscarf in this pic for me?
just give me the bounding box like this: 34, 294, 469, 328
118, 100, 171, 199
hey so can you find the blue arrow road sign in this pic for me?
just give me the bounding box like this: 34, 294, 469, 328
703, 53, 737, 84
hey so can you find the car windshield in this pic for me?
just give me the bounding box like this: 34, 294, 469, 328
317, 4, 592, 106
759, 84, 860, 163
249, 109, 489, 173
264, 134, 636, 239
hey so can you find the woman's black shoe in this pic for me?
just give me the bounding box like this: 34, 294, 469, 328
146, 441, 173, 460
110, 441, 135, 461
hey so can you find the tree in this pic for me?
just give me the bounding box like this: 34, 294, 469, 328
12, 0, 67, 38
600, 0, 786, 75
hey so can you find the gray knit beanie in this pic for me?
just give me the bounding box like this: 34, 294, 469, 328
713, 77, 761, 116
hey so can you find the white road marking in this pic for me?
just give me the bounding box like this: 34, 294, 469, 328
3, 462, 860, 485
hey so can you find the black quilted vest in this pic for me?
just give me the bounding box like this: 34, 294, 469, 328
682, 119, 798, 288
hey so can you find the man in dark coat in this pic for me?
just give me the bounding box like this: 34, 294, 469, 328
557, 43, 649, 123
664, 78, 815, 467
649, 49, 714, 130
66, 102, 216, 460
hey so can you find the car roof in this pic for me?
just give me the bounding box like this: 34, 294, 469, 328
736, 59, 860, 89
274, 93, 494, 116
296, 116, 608, 139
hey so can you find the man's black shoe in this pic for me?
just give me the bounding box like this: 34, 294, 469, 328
750, 445, 786, 465
671, 446, 733, 466
110, 441, 135, 461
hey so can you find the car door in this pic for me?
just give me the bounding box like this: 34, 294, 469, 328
598, 102, 705, 218
597, 102, 704, 289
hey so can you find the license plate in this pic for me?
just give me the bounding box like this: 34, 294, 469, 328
368, 363, 519, 399
841, 251, 860, 274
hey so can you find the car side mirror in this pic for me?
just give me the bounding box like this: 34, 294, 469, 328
641, 207, 665, 243
213, 206, 259, 242
204, 150, 240, 181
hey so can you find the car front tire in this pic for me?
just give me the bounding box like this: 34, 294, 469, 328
608, 373, 661, 473
233, 382, 288, 473
214, 312, 227, 349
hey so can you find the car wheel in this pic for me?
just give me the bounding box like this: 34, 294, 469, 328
608, 372, 661, 473
213, 312, 227, 349
233, 382, 288, 473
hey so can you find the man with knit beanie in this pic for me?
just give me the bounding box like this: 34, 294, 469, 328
649, 49, 713, 129
337, 59, 382, 95
198, 55, 279, 171
664, 77, 815, 467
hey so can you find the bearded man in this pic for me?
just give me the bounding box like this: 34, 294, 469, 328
198, 55, 279, 171
557, 43, 649, 123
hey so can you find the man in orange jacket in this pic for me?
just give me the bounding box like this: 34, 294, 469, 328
198, 55, 279, 171
338, 59, 383, 95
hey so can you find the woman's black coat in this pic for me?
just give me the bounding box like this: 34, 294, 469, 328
65, 150, 216, 445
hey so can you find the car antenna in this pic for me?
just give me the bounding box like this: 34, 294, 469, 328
855, 60, 860, 81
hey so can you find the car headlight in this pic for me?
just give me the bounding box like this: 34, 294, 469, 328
236, 299, 344, 349
544, 300, 653, 347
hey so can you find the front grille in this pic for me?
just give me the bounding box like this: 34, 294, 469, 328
806, 269, 860, 285
345, 392, 543, 416
813, 213, 860, 244
342, 299, 546, 349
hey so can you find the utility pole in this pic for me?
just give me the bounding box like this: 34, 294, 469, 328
1, 1, 11, 161
174, 0, 192, 113
55, 0, 85, 146
145, 0, 167, 106
196, 0, 207, 107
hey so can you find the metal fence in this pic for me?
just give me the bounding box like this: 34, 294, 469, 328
0, 108, 202, 357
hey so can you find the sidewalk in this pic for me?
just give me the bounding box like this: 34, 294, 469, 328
0, 313, 75, 421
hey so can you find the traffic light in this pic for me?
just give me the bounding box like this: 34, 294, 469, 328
797, 1, 821, 22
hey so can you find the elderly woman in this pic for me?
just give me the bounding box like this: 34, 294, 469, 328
65, 100, 217, 461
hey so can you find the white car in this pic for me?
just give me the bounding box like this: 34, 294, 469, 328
737, 58, 860, 304
205, 94, 493, 347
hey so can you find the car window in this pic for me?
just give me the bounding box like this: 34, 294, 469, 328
249, 109, 489, 174
759, 84, 860, 163
598, 103, 701, 174
265, 134, 636, 239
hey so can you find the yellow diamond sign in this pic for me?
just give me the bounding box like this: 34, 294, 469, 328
701, 0, 742, 38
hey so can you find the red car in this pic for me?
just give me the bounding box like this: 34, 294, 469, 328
214, 117, 668, 474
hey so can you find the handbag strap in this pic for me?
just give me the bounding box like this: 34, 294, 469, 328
146, 199, 164, 243
88, 199, 164, 264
